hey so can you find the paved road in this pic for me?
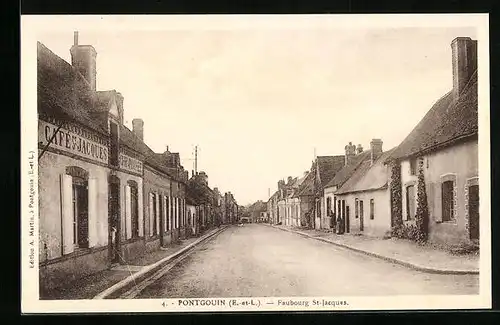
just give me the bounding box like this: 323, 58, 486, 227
137, 224, 479, 298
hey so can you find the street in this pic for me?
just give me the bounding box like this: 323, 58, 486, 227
136, 224, 479, 298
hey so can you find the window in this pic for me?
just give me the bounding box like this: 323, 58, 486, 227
370, 199, 374, 220
151, 193, 158, 235
355, 199, 359, 218
166, 196, 170, 231
129, 181, 139, 238
72, 179, 89, 248
359, 200, 364, 220
409, 158, 417, 175
109, 121, 119, 166
441, 180, 454, 222
406, 185, 416, 220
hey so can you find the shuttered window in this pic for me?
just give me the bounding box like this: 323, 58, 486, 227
442, 181, 454, 222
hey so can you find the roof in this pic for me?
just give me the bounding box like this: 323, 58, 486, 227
294, 171, 315, 197
187, 178, 214, 205
37, 42, 107, 135
336, 148, 396, 195
387, 71, 478, 161
38, 41, 188, 183
325, 151, 371, 189
317, 155, 346, 188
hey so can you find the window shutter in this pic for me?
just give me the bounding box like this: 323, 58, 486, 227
155, 193, 160, 234
60, 174, 74, 255
163, 196, 167, 232
88, 177, 98, 247
137, 186, 144, 237
149, 194, 154, 236
435, 182, 442, 222
125, 185, 132, 240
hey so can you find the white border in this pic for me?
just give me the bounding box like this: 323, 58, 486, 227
21, 14, 491, 313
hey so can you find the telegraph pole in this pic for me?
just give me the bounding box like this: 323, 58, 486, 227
194, 145, 198, 174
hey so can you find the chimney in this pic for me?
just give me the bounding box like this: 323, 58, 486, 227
287, 176, 293, 184
116, 92, 124, 124
370, 139, 383, 164
191, 170, 195, 178
344, 141, 356, 165
451, 37, 478, 99
70, 31, 97, 91
132, 118, 144, 141
356, 144, 363, 154
278, 180, 285, 190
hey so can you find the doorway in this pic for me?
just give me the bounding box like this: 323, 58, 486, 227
345, 205, 350, 233
359, 200, 364, 232
108, 176, 121, 265
468, 185, 479, 241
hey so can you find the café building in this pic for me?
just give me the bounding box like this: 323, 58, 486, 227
37, 33, 147, 293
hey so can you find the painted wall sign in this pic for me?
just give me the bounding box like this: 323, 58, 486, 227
119, 153, 143, 174
39, 120, 109, 164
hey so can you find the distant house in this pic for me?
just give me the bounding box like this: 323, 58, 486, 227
386, 37, 479, 248
323, 144, 370, 231
335, 143, 395, 237
293, 170, 316, 228
312, 155, 345, 229
277, 175, 307, 227
267, 191, 280, 225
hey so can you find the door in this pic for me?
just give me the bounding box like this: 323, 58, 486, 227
131, 186, 139, 238
359, 200, 364, 231
469, 185, 479, 240
108, 180, 121, 264
345, 205, 350, 233
72, 182, 89, 249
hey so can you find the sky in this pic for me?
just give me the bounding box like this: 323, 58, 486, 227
37, 25, 477, 206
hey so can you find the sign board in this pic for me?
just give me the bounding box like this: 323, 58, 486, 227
39, 120, 109, 164
119, 153, 143, 175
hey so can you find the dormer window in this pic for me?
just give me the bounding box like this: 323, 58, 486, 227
109, 121, 119, 166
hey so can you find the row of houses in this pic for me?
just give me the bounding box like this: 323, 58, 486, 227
37, 32, 240, 294
267, 36, 479, 250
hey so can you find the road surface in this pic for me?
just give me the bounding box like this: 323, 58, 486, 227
137, 224, 479, 298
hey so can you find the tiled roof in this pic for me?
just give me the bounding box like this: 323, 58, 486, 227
336, 148, 395, 195
294, 171, 315, 197
387, 71, 478, 161
38, 41, 187, 183
325, 151, 371, 189
317, 155, 346, 188
37, 42, 107, 135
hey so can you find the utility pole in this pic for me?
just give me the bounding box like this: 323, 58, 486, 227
194, 145, 198, 174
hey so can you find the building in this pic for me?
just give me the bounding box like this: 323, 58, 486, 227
187, 171, 215, 231
386, 37, 479, 248
37, 34, 150, 292
267, 191, 280, 224
323, 145, 372, 232
334, 141, 395, 237
312, 155, 345, 229
213, 187, 224, 226
224, 191, 238, 224
293, 170, 316, 228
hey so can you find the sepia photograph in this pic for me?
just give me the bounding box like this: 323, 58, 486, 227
21, 14, 490, 313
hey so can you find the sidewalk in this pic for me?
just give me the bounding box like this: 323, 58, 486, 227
271, 225, 479, 275
41, 227, 225, 300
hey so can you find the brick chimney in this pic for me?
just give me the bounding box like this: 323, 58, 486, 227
370, 139, 383, 164
132, 118, 144, 141
116, 92, 124, 124
451, 37, 477, 99
356, 144, 363, 154
344, 142, 356, 165
70, 31, 97, 91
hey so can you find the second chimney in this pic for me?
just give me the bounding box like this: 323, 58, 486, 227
70, 31, 97, 91
356, 144, 363, 154
451, 37, 477, 99
370, 139, 383, 164
345, 142, 356, 165
132, 118, 144, 141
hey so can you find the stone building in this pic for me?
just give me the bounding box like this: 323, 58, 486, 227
37, 34, 149, 293
386, 37, 479, 249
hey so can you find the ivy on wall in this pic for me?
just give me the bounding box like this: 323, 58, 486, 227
390, 160, 403, 233
391, 157, 429, 244
414, 157, 429, 243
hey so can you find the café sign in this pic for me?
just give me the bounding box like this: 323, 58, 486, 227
39, 120, 109, 164
119, 153, 143, 175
